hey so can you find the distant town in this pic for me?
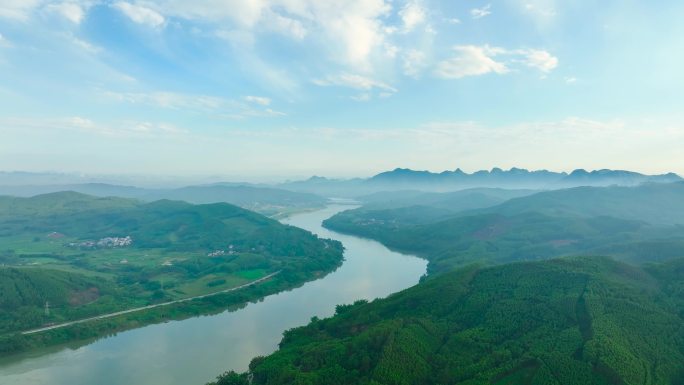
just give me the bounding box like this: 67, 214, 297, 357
67, 236, 133, 249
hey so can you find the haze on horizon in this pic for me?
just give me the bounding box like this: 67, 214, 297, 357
1, 1, 683, 178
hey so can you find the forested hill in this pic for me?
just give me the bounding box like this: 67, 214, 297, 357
322, 182, 684, 273
0, 268, 118, 333
0, 183, 328, 218
0, 191, 344, 349
0, 191, 139, 216
210, 257, 684, 385
474, 182, 684, 225
0, 191, 331, 254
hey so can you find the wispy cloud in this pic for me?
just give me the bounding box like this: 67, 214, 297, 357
402, 49, 427, 77
522, 1, 558, 27
519, 49, 558, 72
113, 2, 165, 28
103, 91, 234, 111
435, 45, 508, 79
471, 4, 492, 19
71, 36, 101, 54
399, 0, 427, 33
46, 2, 86, 24
0, 33, 10, 47
313, 73, 397, 93
0, 0, 41, 21
0, 116, 187, 138
102, 90, 285, 118
244, 95, 271, 106
435, 45, 558, 79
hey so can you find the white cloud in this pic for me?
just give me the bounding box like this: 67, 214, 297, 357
521, 1, 557, 26
471, 4, 492, 19
267, 12, 307, 39
47, 2, 86, 24
311, 1, 392, 69
446, 17, 461, 24
402, 49, 427, 77
521, 49, 558, 72
71, 37, 101, 53
435, 45, 558, 79
153, 0, 266, 26
565, 76, 577, 84
313, 73, 397, 93
399, 0, 426, 33
140, 1, 392, 70
244, 95, 271, 106
0, 0, 41, 21
435, 45, 508, 79
383, 43, 399, 58
261, 108, 286, 117
113, 2, 165, 28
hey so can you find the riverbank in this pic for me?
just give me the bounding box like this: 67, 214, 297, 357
22, 271, 281, 335
0, 205, 426, 385
0, 265, 339, 358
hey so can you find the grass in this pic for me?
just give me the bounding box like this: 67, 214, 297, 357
236, 269, 267, 280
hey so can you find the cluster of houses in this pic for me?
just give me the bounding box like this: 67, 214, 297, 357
68, 236, 133, 249
207, 244, 236, 257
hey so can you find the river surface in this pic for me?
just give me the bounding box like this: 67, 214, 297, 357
0, 205, 427, 385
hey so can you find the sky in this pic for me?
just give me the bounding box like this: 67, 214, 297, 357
0, 0, 683, 180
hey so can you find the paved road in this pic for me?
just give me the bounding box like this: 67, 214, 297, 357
22, 271, 281, 335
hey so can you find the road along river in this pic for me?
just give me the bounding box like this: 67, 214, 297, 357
0, 205, 427, 385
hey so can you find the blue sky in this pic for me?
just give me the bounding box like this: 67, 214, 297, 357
1, 0, 683, 180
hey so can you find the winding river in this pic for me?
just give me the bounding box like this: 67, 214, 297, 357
0, 205, 427, 385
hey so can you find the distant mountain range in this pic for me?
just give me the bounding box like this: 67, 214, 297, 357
0, 182, 326, 217
368, 167, 682, 189
278, 167, 682, 196
2, 168, 681, 200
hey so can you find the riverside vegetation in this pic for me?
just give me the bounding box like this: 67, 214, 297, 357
0, 192, 343, 355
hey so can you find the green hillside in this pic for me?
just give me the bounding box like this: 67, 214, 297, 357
0, 192, 343, 352
0, 191, 138, 216
358, 188, 537, 212
0, 268, 118, 333
210, 257, 684, 385
326, 210, 684, 274
475, 182, 684, 225
323, 183, 684, 273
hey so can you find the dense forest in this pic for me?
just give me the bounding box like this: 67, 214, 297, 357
209, 257, 684, 385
